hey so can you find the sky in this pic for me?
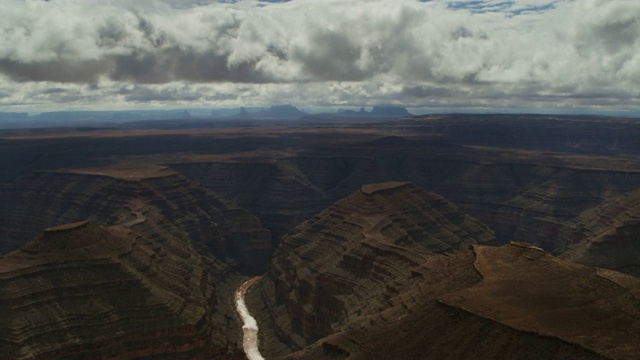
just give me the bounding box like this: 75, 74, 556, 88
1, 0, 640, 115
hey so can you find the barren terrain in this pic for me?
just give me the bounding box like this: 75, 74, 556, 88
1, 114, 640, 358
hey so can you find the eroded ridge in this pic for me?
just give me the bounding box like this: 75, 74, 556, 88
253, 182, 497, 354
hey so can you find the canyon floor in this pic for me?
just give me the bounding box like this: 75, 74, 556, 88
1, 114, 640, 359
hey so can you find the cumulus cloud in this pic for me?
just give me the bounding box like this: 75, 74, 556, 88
1, 0, 640, 113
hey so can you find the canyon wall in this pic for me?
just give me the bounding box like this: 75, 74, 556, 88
174, 153, 640, 255
249, 182, 496, 352
0, 169, 275, 358
0, 220, 236, 359
0, 171, 271, 274
247, 183, 640, 359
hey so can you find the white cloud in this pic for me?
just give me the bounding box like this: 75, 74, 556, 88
1, 0, 640, 114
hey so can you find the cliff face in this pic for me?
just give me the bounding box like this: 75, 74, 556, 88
0, 171, 271, 274
0, 220, 230, 359
561, 190, 640, 275
247, 185, 640, 359
175, 155, 640, 254
171, 160, 333, 247
250, 182, 496, 352
278, 243, 640, 360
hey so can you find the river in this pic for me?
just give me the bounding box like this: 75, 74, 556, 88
235, 276, 264, 360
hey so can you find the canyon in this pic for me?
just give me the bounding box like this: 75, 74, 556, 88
247, 182, 640, 359
0, 114, 639, 358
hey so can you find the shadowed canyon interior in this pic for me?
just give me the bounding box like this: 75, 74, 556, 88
1, 114, 640, 359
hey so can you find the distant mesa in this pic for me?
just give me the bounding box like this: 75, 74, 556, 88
336, 107, 368, 116
269, 104, 306, 118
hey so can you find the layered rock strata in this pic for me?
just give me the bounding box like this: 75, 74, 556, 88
249, 182, 496, 353
0, 220, 232, 359
561, 190, 640, 275
247, 183, 640, 359
174, 154, 640, 254
171, 161, 332, 247
0, 168, 274, 358
0, 171, 271, 274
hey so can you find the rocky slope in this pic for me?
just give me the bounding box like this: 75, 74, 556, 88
246, 183, 640, 359
248, 182, 496, 353
561, 189, 640, 275
0, 219, 235, 359
274, 243, 640, 360
0, 168, 275, 358
0, 170, 271, 274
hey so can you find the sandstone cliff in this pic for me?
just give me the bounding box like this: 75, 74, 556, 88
248, 182, 496, 354
247, 183, 640, 359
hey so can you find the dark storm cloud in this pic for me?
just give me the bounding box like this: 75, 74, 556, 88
110, 48, 265, 83
0, 59, 111, 83
120, 85, 204, 102
292, 30, 366, 81
402, 86, 452, 98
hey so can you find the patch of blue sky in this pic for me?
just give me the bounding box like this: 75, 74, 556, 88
511, 3, 555, 15
417, 0, 557, 16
